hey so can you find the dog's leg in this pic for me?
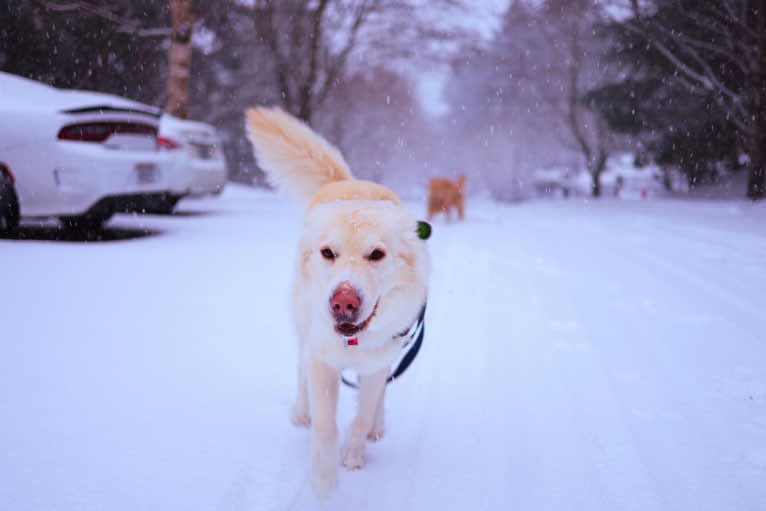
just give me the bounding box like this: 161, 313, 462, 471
341, 367, 388, 469
290, 357, 311, 427
368, 384, 386, 441
291, 294, 311, 427
309, 358, 340, 498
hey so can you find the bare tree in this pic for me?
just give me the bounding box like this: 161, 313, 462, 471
249, 0, 372, 124
500, 0, 618, 196
166, 0, 193, 119
317, 67, 429, 185
249, 0, 467, 125
440, 0, 620, 199
618, 0, 765, 199
551, 0, 614, 196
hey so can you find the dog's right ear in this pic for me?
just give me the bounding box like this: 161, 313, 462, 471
416, 221, 432, 240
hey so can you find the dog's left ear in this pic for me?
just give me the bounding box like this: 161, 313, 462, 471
416, 221, 432, 240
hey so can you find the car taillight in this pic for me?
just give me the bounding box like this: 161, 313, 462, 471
0, 164, 14, 185
57, 122, 157, 142
157, 135, 182, 150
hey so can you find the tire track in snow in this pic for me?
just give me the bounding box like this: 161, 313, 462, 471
599, 212, 766, 316
520, 208, 766, 511
486, 212, 663, 511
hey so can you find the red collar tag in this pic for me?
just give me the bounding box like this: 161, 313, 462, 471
344, 337, 359, 348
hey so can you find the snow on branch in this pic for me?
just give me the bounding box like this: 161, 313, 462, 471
622, 0, 756, 134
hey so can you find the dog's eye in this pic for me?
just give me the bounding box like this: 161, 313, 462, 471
367, 249, 386, 261
320, 248, 336, 261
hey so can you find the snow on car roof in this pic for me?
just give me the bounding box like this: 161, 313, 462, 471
0, 71, 160, 116
0, 71, 58, 99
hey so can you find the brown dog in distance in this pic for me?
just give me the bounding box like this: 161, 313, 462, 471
427, 175, 466, 221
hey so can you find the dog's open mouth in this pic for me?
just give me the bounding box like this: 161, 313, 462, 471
335, 300, 379, 337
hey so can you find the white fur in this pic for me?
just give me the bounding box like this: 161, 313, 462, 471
244, 107, 352, 205
246, 107, 430, 498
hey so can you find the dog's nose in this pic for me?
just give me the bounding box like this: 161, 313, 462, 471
330, 283, 361, 322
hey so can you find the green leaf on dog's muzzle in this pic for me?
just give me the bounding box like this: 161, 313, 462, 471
417, 221, 432, 240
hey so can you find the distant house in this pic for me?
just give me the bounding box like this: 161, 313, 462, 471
533, 153, 674, 199
531, 166, 576, 198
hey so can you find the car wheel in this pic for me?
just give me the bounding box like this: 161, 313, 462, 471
0, 173, 20, 235
146, 193, 181, 215
60, 212, 113, 232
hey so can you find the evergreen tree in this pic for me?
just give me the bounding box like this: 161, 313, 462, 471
590, 0, 765, 197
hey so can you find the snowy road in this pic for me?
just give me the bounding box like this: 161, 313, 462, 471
2, 186, 765, 511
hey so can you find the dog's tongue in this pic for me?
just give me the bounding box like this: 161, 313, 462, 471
336, 323, 359, 336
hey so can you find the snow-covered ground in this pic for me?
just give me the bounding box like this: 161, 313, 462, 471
2, 186, 765, 511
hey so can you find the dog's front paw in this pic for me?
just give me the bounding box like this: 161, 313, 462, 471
367, 428, 384, 442
341, 440, 366, 470
311, 465, 338, 499
290, 405, 311, 428
367, 415, 385, 442
311, 429, 338, 498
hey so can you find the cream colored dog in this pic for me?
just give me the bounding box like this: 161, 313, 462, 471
245, 107, 430, 498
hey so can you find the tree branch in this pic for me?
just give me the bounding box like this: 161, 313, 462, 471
33, 0, 170, 38
298, 0, 331, 120
256, 0, 294, 112
625, 15, 749, 123
315, 0, 378, 107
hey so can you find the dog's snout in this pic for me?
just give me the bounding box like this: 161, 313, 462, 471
330, 283, 361, 322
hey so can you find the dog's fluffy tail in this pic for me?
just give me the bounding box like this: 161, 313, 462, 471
245, 106, 352, 204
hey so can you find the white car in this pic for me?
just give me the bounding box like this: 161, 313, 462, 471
0, 71, 174, 231
154, 114, 227, 213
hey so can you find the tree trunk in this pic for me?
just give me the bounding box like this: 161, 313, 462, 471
746, 130, 765, 199
590, 173, 601, 198
166, 0, 193, 119
661, 168, 673, 192
297, 100, 313, 125
590, 151, 607, 198
746, 0, 765, 200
